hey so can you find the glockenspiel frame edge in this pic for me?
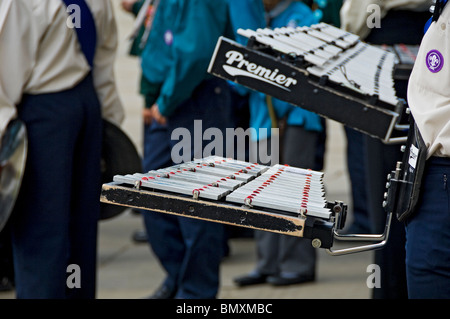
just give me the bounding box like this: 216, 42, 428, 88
100, 182, 394, 255
100, 182, 336, 249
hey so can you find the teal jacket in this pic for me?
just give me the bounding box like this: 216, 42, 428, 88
140, 0, 234, 116
228, 0, 323, 141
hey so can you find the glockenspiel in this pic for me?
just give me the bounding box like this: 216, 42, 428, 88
208, 23, 408, 144
101, 156, 392, 255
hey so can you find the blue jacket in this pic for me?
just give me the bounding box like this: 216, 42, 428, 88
228, 0, 323, 141
140, 0, 233, 117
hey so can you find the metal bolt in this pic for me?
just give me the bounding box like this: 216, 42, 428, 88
312, 238, 322, 249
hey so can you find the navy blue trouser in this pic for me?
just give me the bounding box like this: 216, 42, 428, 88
142, 78, 233, 299
405, 156, 450, 298
11, 74, 102, 299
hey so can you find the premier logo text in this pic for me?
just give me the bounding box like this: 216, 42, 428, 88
223, 50, 297, 91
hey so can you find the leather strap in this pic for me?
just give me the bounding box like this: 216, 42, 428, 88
62, 0, 97, 67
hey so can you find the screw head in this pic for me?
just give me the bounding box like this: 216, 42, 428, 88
312, 238, 322, 248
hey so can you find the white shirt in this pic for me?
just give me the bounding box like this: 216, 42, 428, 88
0, 0, 124, 140
408, 3, 450, 158
340, 0, 432, 39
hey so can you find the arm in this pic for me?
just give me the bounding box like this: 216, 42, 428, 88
340, 0, 432, 39
155, 0, 231, 117
0, 0, 36, 143
91, 0, 125, 126
340, 0, 383, 39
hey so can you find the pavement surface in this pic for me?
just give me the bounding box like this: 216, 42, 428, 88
0, 1, 378, 300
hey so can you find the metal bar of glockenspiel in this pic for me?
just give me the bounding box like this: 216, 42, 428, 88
193, 165, 255, 182
145, 169, 224, 185
257, 28, 336, 61
225, 191, 331, 219
151, 169, 242, 190
113, 174, 207, 197
236, 184, 326, 201
219, 163, 268, 176
113, 173, 230, 201
256, 165, 324, 183
202, 156, 269, 175
228, 200, 331, 219
275, 27, 343, 57
224, 168, 331, 218
244, 176, 326, 196
300, 27, 352, 49
306, 43, 398, 104
275, 164, 324, 177
227, 185, 326, 204
228, 179, 327, 204
147, 157, 265, 188
310, 43, 391, 90
338, 45, 397, 94
171, 162, 255, 182
210, 162, 266, 176
258, 172, 325, 192
310, 23, 360, 46
150, 157, 264, 192
195, 156, 263, 172
237, 28, 328, 66
226, 191, 328, 211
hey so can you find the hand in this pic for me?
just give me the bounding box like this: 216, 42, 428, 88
121, 0, 137, 12
142, 107, 153, 125
151, 104, 167, 125
142, 104, 167, 125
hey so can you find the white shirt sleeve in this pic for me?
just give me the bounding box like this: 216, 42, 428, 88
340, 0, 432, 39
88, 0, 125, 126
408, 4, 450, 158
0, 0, 37, 140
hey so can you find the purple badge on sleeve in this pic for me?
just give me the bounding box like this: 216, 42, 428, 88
164, 30, 173, 46
426, 50, 444, 73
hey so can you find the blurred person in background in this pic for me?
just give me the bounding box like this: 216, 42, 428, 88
126, 0, 236, 299
0, 0, 124, 298
228, 0, 325, 287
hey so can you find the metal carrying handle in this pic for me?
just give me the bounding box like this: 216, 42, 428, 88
385, 135, 408, 145
326, 207, 393, 256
